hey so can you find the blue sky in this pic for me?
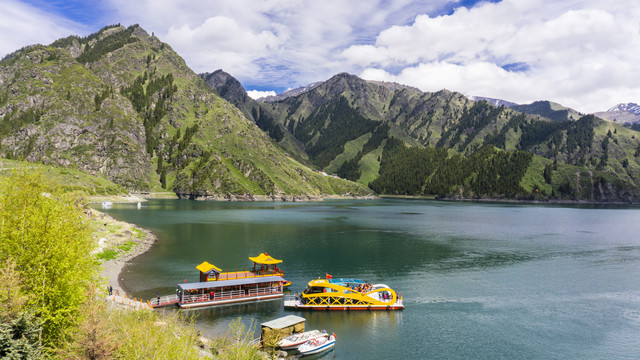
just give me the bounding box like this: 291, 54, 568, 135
2, 0, 638, 112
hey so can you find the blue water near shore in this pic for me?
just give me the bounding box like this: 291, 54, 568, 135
101, 199, 640, 359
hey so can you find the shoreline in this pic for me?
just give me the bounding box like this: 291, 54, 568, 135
175, 193, 378, 201
381, 195, 640, 206
89, 202, 158, 297
101, 227, 157, 297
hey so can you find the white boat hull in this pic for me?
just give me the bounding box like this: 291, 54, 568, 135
298, 335, 336, 356
278, 330, 328, 350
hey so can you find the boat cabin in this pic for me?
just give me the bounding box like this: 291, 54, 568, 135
197, 261, 222, 282
176, 275, 285, 309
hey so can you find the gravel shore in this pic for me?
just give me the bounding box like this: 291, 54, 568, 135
89, 202, 157, 297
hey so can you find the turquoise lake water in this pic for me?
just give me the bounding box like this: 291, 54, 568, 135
100, 199, 640, 359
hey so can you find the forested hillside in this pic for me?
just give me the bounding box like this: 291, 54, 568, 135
0, 25, 371, 199
206, 72, 640, 202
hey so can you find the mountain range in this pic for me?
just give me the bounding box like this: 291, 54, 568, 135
2, 24, 640, 202
204, 70, 640, 202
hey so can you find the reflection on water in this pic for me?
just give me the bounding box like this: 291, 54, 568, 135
102, 199, 640, 359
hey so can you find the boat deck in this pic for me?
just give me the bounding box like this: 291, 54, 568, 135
283, 295, 404, 311
215, 270, 281, 280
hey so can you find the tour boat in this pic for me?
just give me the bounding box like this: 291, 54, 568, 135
150, 252, 289, 309
277, 329, 329, 350
297, 334, 336, 356
284, 277, 404, 311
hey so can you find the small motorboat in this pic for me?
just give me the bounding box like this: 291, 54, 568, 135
101, 201, 112, 209
277, 329, 328, 350
298, 333, 336, 356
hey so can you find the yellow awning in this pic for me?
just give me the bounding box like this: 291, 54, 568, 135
196, 261, 221, 273
249, 253, 282, 265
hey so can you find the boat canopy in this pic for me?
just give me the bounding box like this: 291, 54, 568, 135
178, 275, 285, 291
196, 261, 221, 273
328, 278, 366, 285
249, 252, 282, 265
261, 315, 305, 330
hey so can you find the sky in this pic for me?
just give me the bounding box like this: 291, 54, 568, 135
1, 0, 639, 113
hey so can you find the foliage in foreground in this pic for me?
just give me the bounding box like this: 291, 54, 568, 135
62, 287, 206, 360
0, 170, 99, 345
209, 318, 262, 360
0, 259, 44, 359
0, 170, 263, 359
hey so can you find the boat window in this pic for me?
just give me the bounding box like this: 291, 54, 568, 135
303, 286, 325, 294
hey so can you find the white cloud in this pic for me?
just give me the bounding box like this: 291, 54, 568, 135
104, 0, 453, 86
4, 0, 638, 113
246, 90, 277, 99
350, 0, 640, 113
0, 0, 88, 58
164, 16, 284, 79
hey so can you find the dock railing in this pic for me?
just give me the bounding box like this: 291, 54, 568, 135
149, 294, 179, 308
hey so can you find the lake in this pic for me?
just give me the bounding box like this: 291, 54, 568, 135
100, 199, 640, 359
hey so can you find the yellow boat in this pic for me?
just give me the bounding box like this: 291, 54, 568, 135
284, 277, 404, 311
196, 252, 291, 287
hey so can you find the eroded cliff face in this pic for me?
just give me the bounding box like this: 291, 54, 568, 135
0, 25, 372, 197
0, 44, 151, 189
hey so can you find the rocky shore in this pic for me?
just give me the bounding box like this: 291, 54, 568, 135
176, 192, 378, 201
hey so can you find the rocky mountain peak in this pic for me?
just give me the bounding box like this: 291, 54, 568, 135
594, 102, 640, 123
607, 103, 640, 115
200, 69, 248, 106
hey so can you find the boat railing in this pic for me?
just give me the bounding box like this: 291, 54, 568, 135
248, 286, 280, 296
284, 294, 297, 302
180, 286, 282, 304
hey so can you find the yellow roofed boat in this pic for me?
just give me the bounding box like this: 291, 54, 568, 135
196, 252, 291, 287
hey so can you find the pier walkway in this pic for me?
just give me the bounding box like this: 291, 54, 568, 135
149, 294, 180, 308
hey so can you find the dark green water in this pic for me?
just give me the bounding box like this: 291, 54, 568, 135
101, 199, 640, 359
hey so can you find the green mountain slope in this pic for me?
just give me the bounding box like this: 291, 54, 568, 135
0, 25, 371, 199
511, 100, 583, 122
205, 71, 640, 202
